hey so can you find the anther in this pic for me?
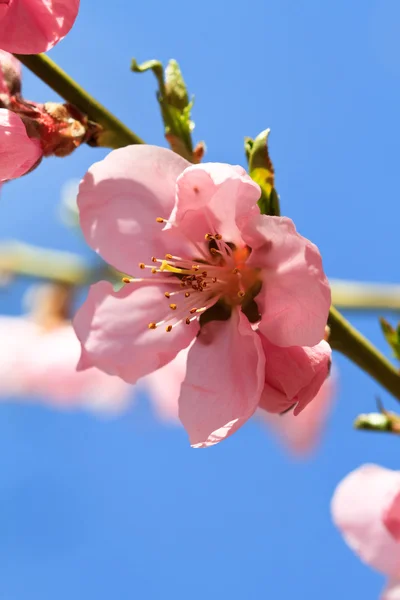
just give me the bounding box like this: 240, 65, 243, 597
151, 268, 157, 274
164, 292, 170, 298
238, 290, 245, 298
122, 277, 131, 283
139, 263, 145, 269
185, 318, 191, 325
215, 233, 222, 240
165, 253, 173, 260
192, 265, 200, 271
148, 322, 157, 329
189, 308, 197, 314
205, 233, 213, 241
151, 256, 157, 263
166, 325, 173, 332
232, 268, 239, 274
156, 217, 165, 223
210, 248, 218, 256
211, 277, 217, 283
184, 292, 190, 298
169, 303, 177, 310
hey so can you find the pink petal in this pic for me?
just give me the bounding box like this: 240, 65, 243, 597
258, 336, 332, 415
22, 324, 131, 413
0, 316, 37, 396
258, 373, 335, 456
244, 215, 331, 347
383, 580, 400, 600
0, 317, 131, 413
383, 489, 400, 541
331, 464, 400, 578
172, 163, 261, 245
179, 309, 265, 448
78, 145, 190, 276
0, 109, 42, 181
0, 0, 80, 54
143, 346, 190, 423
73, 280, 198, 384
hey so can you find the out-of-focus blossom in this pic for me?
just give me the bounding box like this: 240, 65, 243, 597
73, 145, 331, 447
383, 581, 400, 600
142, 347, 189, 423
0, 315, 132, 413
0, 284, 131, 413
0, 108, 41, 182
258, 373, 335, 456
0, 0, 80, 54
332, 464, 400, 598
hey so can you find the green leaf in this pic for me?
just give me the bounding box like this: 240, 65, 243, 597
131, 58, 165, 93
244, 137, 254, 162
380, 317, 400, 360
246, 128, 280, 216
165, 59, 189, 110
131, 57, 197, 161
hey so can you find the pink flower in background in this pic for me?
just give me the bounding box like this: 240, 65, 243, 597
0, 108, 42, 181
332, 464, 400, 599
0, 0, 80, 54
0, 316, 131, 413
74, 145, 331, 447
259, 373, 335, 456
142, 347, 189, 423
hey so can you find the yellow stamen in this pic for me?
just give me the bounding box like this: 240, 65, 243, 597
148, 322, 157, 329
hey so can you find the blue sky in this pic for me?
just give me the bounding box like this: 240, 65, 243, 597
0, 0, 400, 598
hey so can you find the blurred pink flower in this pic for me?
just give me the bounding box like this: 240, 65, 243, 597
0, 316, 131, 413
0, 0, 80, 54
332, 464, 400, 598
74, 145, 331, 447
258, 371, 335, 456
0, 108, 42, 181
383, 581, 400, 599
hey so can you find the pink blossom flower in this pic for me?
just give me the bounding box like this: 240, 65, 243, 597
0, 316, 131, 413
0, 108, 42, 181
0, 0, 80, 54
332, 464, 400, 598
73, 145, 331, 447
258, 371, 335, 456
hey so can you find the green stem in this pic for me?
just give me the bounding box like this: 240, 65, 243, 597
14, 53, 145, 149
0, 241, 91, 284
329, 306, 400, 401
331, 280, 400, 311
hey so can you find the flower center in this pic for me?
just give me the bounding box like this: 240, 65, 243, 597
123, 225, 262, 332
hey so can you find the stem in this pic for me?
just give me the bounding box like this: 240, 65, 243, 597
329, 306, 400, 401
331, 280, 400, 311
14, 53, 145, 149
0, 241, 91, 284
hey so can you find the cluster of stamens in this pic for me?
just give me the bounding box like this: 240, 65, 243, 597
122, 217, 259, 332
